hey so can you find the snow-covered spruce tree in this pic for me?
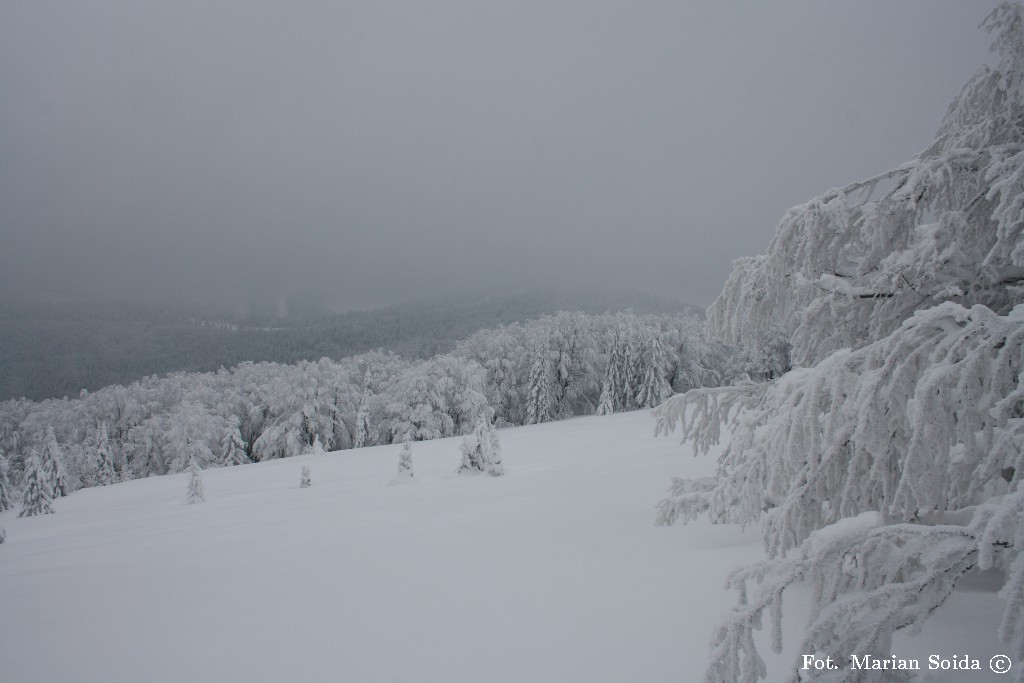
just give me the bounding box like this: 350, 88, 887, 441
18, 452, 54, 517
525, 342, 551, 425
0, 449, 14, 512
656, 7, 1024, 681
93, 423, 116, 486
457, 415, 503, 477
220, 419, 249, 467
40, 426, 68, 499
481, 419, 503, 477
621, 328, 643, 410
354, 384, 373, 448
397, 437, 414, 479
597, 327, 626, 415
300, 465, 311, 488
634, 334, 672, 409
187, 454, 205, 504
308, 434, 326, 455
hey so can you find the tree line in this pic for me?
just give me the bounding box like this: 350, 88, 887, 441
0, 310, 761, 508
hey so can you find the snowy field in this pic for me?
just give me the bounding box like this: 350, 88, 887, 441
0, 410, 1010, 682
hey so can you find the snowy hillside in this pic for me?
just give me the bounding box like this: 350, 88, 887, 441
0, 411, 1008, 682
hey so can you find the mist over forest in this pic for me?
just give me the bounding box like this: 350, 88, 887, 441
0, 288, 695, 401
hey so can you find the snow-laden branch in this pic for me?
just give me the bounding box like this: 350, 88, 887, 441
705, 489, 1024, 683
657, 303, 1024, 555
666, 7, 1024, 681
706, 7, 1024, 368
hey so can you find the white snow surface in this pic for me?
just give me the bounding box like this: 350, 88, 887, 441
0, 411, 1010, 682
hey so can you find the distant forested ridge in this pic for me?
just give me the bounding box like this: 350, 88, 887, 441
0, 308, 764, 500
0, 289, 696, 401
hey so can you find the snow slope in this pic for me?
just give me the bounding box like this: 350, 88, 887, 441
0, 411, 1010, 682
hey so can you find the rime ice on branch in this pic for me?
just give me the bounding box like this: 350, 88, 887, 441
706, 5, 1024, 370
656, 5, 1024, 681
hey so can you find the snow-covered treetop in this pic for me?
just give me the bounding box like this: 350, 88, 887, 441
707, 2, 1024, 367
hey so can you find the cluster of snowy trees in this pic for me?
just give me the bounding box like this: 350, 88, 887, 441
0, 310, 743, 507
656, 6, 1024, 681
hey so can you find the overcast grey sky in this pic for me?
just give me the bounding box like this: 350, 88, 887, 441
0, 1, 1003, 314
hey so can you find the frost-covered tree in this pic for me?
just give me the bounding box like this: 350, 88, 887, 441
549, 313, 596, 418
165, 400, 220, 473
220, 419, 249, 467
307, 434, 326, 455
0, 449, 14, 512
482, 421, 504, 477
397, 437, 414, 479
354, 384, 374, 448
597, 327, 626, 415
300, 465, 311, 488
187, 454, 205, 504
457, 327, 524, 426
634, 335, 672, 409
656, 7, 1024, 681
379, 355, 488, 443
621, 329, 643, 410
40, 426, 68, 499
18, 452, 54, 517
525, 343, 551, 425
707, 6, 1024, 369
457, 415, 503, 477
658, 303, 1024, 548
93, 423, 116, 486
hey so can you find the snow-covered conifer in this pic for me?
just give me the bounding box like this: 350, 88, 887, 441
458, 415, 503, 476
457, 432, 483, 474
19, 452, 54, 517
595, 381, 615, 417
300, 465, 311, 488
621, 330, 642, 410
221, 420, 249, 467
482, 420, 503, 477
187, 454, 205, 504
634, 335, 671, 409
525, 343, 550, 425
40, 427, 68, 498
355, 385, 373, 448
93, 423, 116, 486
596, 327, 625, 415
397, 437, 414, 479
0, 450, 14, 512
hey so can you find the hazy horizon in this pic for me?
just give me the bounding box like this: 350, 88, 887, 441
1, 1, 1002, 315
